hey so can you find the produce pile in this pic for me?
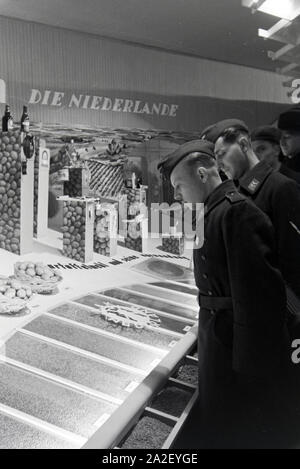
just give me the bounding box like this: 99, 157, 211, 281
122, 187, 147, 208
92, 301, 161, 329
88, 159, 124, 197
174, 363, 198, 386
0, 277, 33, 300
33, 150, 39, 236
62, 200, 87, 262
0, 130, 22, 254
161, 235, 184, 255
64, 168, 85, 197
0, 275, 32, 315
121, 416, 173, 449
150, 385, 193, 417
124, 222, 143, 252
0, 296, 27, 315
14, 261, 62, 294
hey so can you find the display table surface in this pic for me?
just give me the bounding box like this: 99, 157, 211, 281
0, 229, 193, 341
0, 229, 198, 449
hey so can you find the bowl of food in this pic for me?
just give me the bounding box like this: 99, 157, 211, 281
0, 276, 33, 300
0, 296, 28, 315
14, 262, 63, 294
0, 277, 32, 315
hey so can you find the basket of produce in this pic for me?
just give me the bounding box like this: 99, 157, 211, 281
0, 296, 28, 315
0, 276, 34, 300
0, 277, 32, 315
13, 262, 63, 294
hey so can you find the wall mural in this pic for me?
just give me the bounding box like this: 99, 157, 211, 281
29, 123, 199, 231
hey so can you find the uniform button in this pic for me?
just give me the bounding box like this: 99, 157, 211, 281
208, 290, 213, 296
203, 273, 208, 279
210, 310, 215, 315
201, 255, 206, 261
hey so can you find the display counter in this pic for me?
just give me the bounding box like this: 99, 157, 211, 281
0, 233, 198, 449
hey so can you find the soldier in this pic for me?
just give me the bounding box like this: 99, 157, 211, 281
214, 125, 300, 301
158, 140, 292, 448
200, 118, 249, 143
278, 105, 300, 173
251, 125, 300, 184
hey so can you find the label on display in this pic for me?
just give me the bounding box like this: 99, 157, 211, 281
57, 168, 69, 181
93, 413, 111, 428
124, 381, 140, 393
183, 325, 191, 332
168, 340, 178, 348
23, 119, 30, 132
149, 358, 161, 369
7, 117, 13, 130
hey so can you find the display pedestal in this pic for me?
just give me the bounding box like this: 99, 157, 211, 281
64, 167, 90, 197
94, 202, 118, 257
124, 217, 148, 253
161, 232, 185, 255
0, 130, 34, 255
119, 187, 147, 237
34, 140, 50, 238
60, 196, 95, 263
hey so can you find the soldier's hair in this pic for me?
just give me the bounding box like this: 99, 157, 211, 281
183, 152, 217, 171
220, 127, 251, 144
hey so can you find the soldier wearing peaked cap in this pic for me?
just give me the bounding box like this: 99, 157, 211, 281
215, 125, 300, 303
199, 119, 249, 183
251, 125, 300, 185
200, 118, 249, 144
278, 105, 300, 173
158, 139, 294, 449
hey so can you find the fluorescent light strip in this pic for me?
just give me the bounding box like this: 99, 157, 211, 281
258, 0, 300, 21
269, 43, 296, 60
258, 18, 291, 39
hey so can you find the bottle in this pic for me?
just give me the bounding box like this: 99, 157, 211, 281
132, 172, 136, 189
20, 105, 30, 132
2, 105, 13, 131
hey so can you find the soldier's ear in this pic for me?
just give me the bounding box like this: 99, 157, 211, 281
197, 167, 208, 183
239, 136, 250, 154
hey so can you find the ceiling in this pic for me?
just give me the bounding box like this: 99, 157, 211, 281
0, 0, 286, 71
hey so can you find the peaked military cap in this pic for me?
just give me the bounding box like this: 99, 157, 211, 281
157, 139, 215, 179
251, 126, 282, 144
278, 105, 300, 131
200, 119, 249, 144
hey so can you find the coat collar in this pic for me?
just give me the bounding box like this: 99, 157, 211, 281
239, 160, 273, 195
204, 180, 237, 217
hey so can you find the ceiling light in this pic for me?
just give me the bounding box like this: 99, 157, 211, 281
257, 0, 300, 21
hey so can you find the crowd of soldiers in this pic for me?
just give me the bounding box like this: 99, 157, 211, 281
158, 104, 300, 448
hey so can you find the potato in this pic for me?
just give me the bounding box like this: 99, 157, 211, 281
26, 268, 36, 277
41, 273, 51, 281
10, 280, 22, 290
17, 288, 26, 299
5, 288, 16, 298
35, 267, 44, 276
